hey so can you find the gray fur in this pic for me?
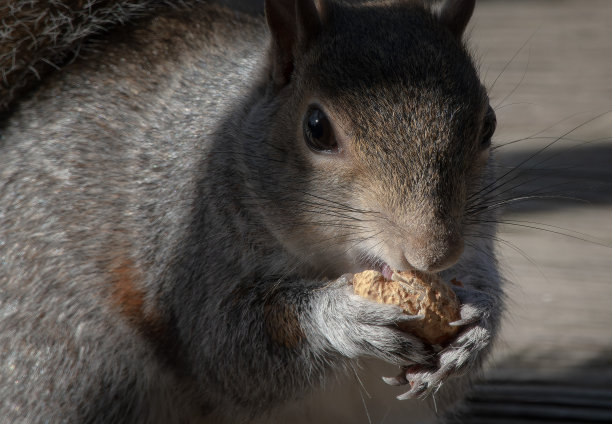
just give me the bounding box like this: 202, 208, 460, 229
0, 0, 167, 113
0, 0, 504, 422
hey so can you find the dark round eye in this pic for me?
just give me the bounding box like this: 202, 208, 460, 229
481, 106, 497, 149
303, 107, 338, 153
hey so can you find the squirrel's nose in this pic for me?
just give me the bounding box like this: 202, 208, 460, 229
403, 232, 464, 273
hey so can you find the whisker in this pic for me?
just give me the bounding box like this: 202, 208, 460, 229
471, 112, 611, 203
470, 195, 588, 217
492, 101, 537, 112
491, 111, 603, 151
487, 29, 537, 94
464, 239, 498, 265
467, 232, 550, 283
492, 134, 608, 151
467, 184, 589, 216
529, 133, 612, 171
299, 190, 379, 216
467, 176, 559, 213
493, 43, 532, 110
478, 219, 612, 249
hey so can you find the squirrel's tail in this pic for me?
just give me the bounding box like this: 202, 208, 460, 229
0, 0, 164, 112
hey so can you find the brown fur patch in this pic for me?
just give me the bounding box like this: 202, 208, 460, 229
108, 257, 164, 340
108, 256, 187, 371
264, 298, 305, 349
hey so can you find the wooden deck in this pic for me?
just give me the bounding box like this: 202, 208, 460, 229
449, 0, 612, 422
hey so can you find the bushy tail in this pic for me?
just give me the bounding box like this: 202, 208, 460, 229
0, 0, 162, 112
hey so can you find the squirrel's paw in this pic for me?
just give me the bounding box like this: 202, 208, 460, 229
383, 286, 495, 399
316, 275, 432, 367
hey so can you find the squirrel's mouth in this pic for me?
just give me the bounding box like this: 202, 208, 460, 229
358, 258, 395, 281
380, 263, 394, 280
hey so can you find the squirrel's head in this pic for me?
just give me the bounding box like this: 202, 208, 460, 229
245, 0, 496, 277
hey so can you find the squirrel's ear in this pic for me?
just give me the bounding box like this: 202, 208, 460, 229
436, 0, 475, 39
265, 0, 327, 86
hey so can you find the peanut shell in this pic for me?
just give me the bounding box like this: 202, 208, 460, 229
352, 270, 461, 345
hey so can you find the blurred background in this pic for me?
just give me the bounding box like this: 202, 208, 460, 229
454, 1, 612, 422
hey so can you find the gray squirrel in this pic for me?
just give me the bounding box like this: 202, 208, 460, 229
0, 0, 504, 422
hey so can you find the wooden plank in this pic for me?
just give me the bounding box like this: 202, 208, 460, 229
449, 384, 612, 423
446, 0, 612, 422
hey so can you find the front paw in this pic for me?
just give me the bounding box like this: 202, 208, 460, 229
314, 276, 432, 367
384, 286, 496, 399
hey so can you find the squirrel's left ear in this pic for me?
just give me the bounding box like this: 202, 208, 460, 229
265, 0, 328, 86
436, 0, 475, 38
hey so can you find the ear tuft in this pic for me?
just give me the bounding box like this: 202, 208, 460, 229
265, 0, 326, 86
436, 0, 475, 39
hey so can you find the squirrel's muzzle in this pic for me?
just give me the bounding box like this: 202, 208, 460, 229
402, 225, 464, 273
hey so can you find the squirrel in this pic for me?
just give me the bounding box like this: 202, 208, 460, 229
0, 0, 504, 422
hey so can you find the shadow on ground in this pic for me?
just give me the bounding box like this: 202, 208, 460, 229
494, 141, 612, 214
446, 348, 612, 424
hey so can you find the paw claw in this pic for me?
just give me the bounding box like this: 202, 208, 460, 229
396, 391, 414, 401
396, 382, 427, 400
382, 374, 407, 386
381, 286, 497, 401
449, 317, 477, 326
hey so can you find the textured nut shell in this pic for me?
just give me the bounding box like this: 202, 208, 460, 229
352, 270, 461, 345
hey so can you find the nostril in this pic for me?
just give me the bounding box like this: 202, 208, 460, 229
404, 235, 464, 273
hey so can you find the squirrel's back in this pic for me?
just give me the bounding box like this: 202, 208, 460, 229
0, 4, 266, 421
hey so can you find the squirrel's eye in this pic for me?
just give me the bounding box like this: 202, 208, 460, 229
480, 105, 497, 149
303, 107, 338, 153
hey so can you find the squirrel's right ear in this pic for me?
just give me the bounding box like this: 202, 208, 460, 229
436, 0, 475, 39
265, 0, 328, 86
